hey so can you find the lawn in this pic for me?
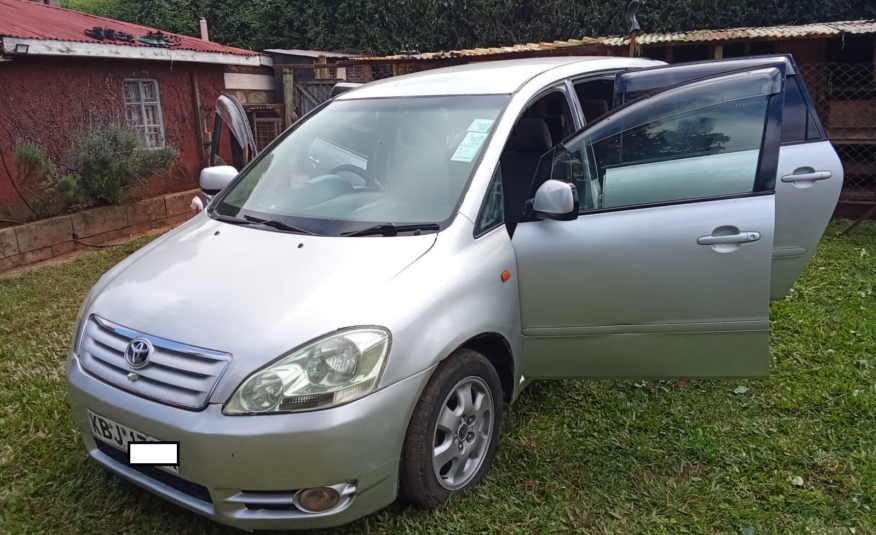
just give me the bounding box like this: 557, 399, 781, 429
1, 221, 874, 534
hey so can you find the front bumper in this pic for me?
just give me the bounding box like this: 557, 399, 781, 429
66, 354, 433, 531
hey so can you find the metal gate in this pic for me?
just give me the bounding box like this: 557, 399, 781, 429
293, 79, 343, 118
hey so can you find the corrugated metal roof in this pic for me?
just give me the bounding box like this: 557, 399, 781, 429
357, 37, 605, 61
357, 19, 875, 62
0, 0, 260, 57
603, 20, 876, 46
265, 49, 359, 58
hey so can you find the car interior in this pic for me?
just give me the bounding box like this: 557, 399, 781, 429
573, 78, 615, 123
496, 76, 623, 236
499, 91, 575, 235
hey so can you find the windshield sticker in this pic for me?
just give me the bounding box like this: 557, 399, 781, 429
451, 132, 489, 162
467, 118, 495, 133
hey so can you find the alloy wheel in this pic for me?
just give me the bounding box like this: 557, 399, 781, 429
431, 376, 494, 491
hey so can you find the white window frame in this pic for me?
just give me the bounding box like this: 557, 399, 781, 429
122, 78, 166, 148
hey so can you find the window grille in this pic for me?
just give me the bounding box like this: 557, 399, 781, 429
123, 79, 166, 148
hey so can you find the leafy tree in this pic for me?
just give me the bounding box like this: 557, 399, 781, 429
67, 0, 876, 55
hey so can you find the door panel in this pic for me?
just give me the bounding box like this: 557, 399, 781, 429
514, 67, 784, 380
771, 142, 844, 298
613, 56, 841, 299
211, 93, 257, 169
516, 196, 775, 378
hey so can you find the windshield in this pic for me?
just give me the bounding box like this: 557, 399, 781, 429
213, 95, 509, 235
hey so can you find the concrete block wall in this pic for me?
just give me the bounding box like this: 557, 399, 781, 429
0, 189, 200, 273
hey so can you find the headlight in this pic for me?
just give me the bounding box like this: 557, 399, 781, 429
71, 288, 95, 355
223, 328, 391, 415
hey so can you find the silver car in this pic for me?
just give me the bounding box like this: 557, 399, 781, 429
66, 55, 842, 530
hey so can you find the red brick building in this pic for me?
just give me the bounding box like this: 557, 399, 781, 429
0, 0, 274, 220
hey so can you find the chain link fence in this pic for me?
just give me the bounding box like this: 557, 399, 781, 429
798, 63, 876, 202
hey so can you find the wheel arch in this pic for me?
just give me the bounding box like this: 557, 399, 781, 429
459, 332, 515, 403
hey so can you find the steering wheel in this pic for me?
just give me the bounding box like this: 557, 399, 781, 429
329, 164, 381, 190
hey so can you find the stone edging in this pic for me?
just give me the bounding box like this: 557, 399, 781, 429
0, 189, 201, 273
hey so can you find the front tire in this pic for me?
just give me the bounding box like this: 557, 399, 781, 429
399, 349, 503, 509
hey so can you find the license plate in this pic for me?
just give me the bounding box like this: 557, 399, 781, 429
87, 410, 179, 475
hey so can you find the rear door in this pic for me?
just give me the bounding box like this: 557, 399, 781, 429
613, 56, 843, 298
513, 66, 785, 379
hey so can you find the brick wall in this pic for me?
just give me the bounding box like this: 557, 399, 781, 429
0, 189, 201, 273
0, 56, 226, 221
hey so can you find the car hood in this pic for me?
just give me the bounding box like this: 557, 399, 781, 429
89, 215, 436, 395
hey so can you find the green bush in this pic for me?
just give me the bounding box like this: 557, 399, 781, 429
65, 123, 178, 208
14, 124, 177, 217
13, 144, 71, 219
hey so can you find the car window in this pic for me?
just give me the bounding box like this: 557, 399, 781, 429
781, 76, 814, 144
215, 95, 509, 234
551, 92, 771, 211
475, 167, 504, 235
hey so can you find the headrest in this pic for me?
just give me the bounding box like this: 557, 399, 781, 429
504, 118, 553, 154
581, 100, 609, 122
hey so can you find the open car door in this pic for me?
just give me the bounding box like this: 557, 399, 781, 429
210, 93, 258, 171
612, 56, 843, 299
513, 65, 786, 379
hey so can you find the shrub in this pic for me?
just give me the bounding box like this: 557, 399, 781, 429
13, 144, 71, 219
64, 123, 178, 208
13, 124, 178, 217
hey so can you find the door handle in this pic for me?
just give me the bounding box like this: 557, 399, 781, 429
781, 171, 832, 183
697, 232, 761, 246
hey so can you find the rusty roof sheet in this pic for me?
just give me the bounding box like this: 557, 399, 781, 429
603, 20, 876, 46
0, 0, 260, 57
356, 19, 875, 61
356, 37, 605, 61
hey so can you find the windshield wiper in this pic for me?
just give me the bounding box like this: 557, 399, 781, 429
341, 223, 440, 237
212, 214, 253, 225
243, 215, 314, 235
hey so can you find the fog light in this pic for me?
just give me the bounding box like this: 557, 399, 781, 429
295, 487, 340, 513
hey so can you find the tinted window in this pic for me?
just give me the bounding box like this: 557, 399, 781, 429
551, 95, 770, 210
781, 76, 809, 144
475, 167, 504, 235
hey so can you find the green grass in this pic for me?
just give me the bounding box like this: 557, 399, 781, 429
1, 221, 875, 534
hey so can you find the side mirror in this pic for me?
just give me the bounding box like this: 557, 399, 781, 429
532, 180, 579, 221
200, 165, 237, 196
200, 165, 238, 206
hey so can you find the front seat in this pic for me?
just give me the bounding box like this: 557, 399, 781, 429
580, 99, 609, 124
499, 118, 553, 236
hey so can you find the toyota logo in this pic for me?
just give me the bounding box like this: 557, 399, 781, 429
125, 338, 153, 369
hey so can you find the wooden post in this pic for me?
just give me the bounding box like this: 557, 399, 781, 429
628, 32, 638, 57
282, 68, 296, 127
712, 44, 724, 59
315, 55, 328, 80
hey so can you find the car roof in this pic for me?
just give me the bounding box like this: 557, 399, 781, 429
337, 57, 641, 99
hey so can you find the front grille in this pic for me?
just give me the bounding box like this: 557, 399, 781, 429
79, 316, 231, 410
95, 441, 212, 504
